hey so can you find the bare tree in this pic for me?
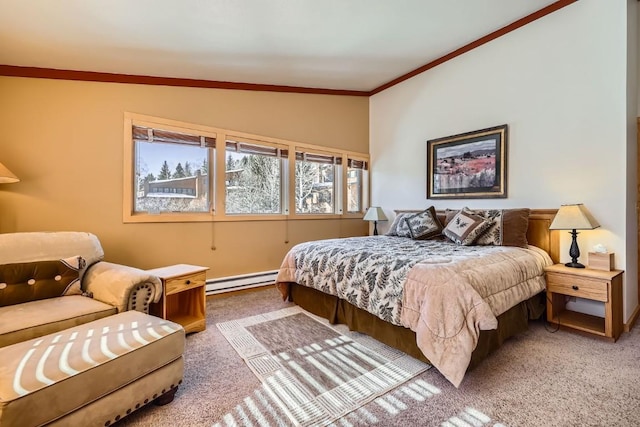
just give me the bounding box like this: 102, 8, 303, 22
226, 154, 281, 214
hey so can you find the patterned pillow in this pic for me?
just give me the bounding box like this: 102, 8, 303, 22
386, 212, 413, 237
472, 209, 504, 245
468, 208, 531, 248
444, 208, 459, 226
0, 256, 86, 307
443, 209, 492, 245
404, 207, 443, 240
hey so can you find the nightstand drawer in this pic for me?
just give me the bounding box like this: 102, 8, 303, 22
165, 272, 206, 296
546, 273, 608, 302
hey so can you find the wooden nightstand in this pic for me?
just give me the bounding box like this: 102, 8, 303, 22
148, 264, 209, 334
545, 264, 623, 342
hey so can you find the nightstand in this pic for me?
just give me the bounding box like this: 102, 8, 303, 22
148, 264, 209, 334
545, 264, 623, 342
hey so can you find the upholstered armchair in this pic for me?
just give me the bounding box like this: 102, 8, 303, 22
0, 231, 162, 348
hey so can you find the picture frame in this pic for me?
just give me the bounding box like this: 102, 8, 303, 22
427, 124, 507, 199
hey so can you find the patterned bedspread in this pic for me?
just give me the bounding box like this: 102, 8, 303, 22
275, 235, 553, 387
282, 236, 506, 326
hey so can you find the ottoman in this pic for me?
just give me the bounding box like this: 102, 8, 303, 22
0, 310, 185, 427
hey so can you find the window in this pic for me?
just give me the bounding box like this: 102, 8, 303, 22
347, 158, 368, 214
132, 125, 214, 214
123, 113, 368, 223
295, 150, 341, 214
225, 139, 286, 215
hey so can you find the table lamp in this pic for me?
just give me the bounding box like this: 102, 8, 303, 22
549, 204, 600, 268
363, 206, 388, 236
0, 162, 19, 184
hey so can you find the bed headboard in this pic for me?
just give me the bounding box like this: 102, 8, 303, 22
527, 209, 559, 264
402, 208, 560, 264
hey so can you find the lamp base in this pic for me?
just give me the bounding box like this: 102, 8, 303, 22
564, 261, 585, 268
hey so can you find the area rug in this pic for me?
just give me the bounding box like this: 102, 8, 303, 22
216, 306, 431, 427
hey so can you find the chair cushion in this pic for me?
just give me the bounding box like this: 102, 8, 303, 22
0, 296, 116, 348
0, 257, 86, 307
0, 311, 184, 427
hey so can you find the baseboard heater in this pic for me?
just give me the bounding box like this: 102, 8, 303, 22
206, 270, 278, 295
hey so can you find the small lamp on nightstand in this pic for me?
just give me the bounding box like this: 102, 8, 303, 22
549, 203, 600, 268
363, 206, 388, 236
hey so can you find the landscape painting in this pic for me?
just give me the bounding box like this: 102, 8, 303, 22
427, 124, 507, 199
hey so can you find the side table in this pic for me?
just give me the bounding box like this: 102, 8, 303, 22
545, 264, 623, 341
148, 264, 209, 333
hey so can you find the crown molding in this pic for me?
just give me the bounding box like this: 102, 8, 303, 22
0, 65, 370, 97
369, 0, 578, 95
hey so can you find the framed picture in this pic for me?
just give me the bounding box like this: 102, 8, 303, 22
427, 124, 507, 199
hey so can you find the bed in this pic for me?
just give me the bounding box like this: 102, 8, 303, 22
275, 208, 559, 387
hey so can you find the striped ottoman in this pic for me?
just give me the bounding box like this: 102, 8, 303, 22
0, 311, 185, 427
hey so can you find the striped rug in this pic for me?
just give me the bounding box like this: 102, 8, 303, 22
216, 306, 430, 426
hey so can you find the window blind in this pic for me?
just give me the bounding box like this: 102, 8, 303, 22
295, 151, 342, 165
347, 158, 368, 170
226, 140, 288, 158
133, 125, 216, 148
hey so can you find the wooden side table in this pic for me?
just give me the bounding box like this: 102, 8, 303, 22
545, 264, 623, 342
148, 264, 209, 334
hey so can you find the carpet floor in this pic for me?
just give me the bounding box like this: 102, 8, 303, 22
117, 287, 640, 427
216, 306, 430, 426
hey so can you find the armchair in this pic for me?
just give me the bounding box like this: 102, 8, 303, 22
0, 231, 162, 347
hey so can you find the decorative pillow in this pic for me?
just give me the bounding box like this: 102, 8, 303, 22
444, 208, 460, 226
0, 256, 86, 307
502, 208, 530, 247
468, 208, 531, 248
386, 212, 413, 237
443, 209, 492, 245
404, 207, 444, 240
471, 209, 504, 246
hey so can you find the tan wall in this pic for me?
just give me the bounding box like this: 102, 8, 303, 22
0, 76, 369, 278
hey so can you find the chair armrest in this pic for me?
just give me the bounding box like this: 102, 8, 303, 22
83, 261, 163, 313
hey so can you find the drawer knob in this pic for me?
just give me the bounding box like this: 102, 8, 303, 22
186, 280, 191, 285
572, 285, 579, 290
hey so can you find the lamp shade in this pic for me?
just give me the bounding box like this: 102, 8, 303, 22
0, 162, 19, 184
549, 204, 600, 230
363, 206, 388, 222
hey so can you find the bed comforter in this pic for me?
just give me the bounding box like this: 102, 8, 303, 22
275, 236, 552, 387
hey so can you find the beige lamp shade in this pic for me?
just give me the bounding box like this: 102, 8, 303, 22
549, 204, 600, 230
363, 207, 387, 236
0, 162, 19, 184
363, 206, 388, 222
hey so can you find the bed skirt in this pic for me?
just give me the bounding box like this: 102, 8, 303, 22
288, 283, 546, 370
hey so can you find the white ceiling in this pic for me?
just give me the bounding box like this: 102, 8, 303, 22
0, 0, 561, 92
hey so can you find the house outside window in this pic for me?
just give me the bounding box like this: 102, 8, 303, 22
132, 125, 214, 214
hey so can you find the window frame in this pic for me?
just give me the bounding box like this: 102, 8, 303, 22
290, 147, 344, 219
124, 113, 217, 223
123, 112, 369, 223
344, 156, 370, 218
222, 135, 289, 218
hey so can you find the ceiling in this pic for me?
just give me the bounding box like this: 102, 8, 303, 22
0, 0, 564, 92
